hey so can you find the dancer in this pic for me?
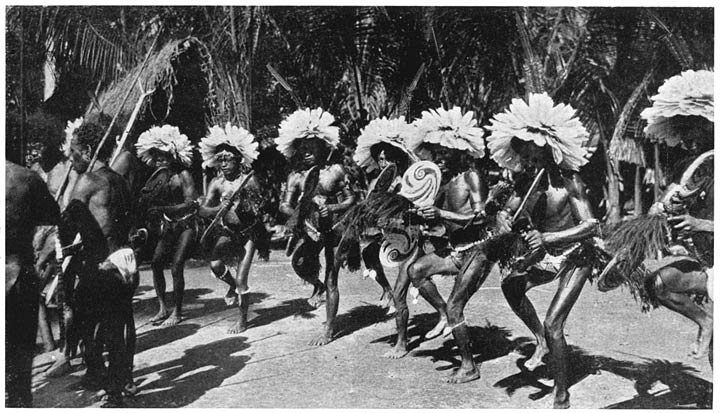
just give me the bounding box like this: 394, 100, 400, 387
485, 92, 598, 408
608, 70, 714, 359
350, 117, 416, 310
384, 107, 488, 359
135, 125, 197, 326
276, 107, 356, 345
199, 122, 269, 334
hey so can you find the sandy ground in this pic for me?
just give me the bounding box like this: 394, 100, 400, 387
30, 252, 712, 408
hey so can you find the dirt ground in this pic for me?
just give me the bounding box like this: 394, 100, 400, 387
30, 252, 713, 409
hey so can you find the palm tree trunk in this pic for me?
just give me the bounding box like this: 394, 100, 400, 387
605, 156, 621, 224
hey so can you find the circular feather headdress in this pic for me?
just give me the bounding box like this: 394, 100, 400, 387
486, 93, 590, 172
640, 69, 714, 147
199, 122, 259, 169
408, 106, 486, 159
62, 117, 84, 157
353, 116, 415, 171
135, 125, 194, 167
275, 107, 339, 158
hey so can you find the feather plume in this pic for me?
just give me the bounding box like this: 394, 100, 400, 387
353, 116, 414, 171
641, 70, 714, 146
62, 117, 84, 157
408, 106, 486, 158
199, 122, 259, 169
486, 93, 590, 172
275, 107, 339, 159
135, 125, 194, 167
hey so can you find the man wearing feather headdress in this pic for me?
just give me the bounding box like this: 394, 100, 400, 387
276, 107, 356, 346
350, 116, 416, 310
486, 93, 599, 408
199, 122, 269, 334
639, 69, 714, 360
54, 117, 138, 406
134, 125, 198, 327
382, 107, 488, 359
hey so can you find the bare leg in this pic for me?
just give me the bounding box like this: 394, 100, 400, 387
652, 267, 713, 358
228, 239, 256, 334
150, 237, 170, 324
383, 249, 419, 359
210, 259, 238, 306
407, 254, 456, 339
291, 238, 326, 306
544, 265, 589, 409
161, 229, 194, 327
310, 242, 340, 346
446, 249, 493, 384
501, 268, 553, 371
362, 242, 394, 310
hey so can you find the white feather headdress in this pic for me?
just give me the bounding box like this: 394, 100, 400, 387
199, 122, 259, 169
408, 106, 485, 158
640, 69, 714, 147
353, 116, 415, 171
135, 125, 194, 167
486, 93, 590, 172
62, 117, 84, 157
275, 107, 339, 158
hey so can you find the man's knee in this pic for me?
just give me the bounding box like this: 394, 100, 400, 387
209, 260, 225, 275
170, 260, 185, 278
501, 276, 524, 302
407, 261, 429, 286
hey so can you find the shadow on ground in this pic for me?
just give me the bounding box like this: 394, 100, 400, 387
129, 336, 251, 407
494, 345, 712, 408
248, 297, 317, 329
412, 321, 533, 370
332, 304, 394, 340
370, 312, 515, 353
135, 323, 202, 355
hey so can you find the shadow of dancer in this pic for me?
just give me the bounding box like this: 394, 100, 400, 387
130, 336, 251, 407
494, 345, 711, 408
411, 322, 533, 372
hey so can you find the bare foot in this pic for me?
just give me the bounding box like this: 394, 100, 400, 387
382, 344, 409, 359
553, 391, 571, 409
446, 366, 481, 384
150, 308, 170, 325
425, 317, 448, 339
307, 285, 326, 308
524, 345, 549, 371
160, 311, 182, 327
225, 287, 238, 306
309, 334, 332, 346
227, 319, 247, 334
45, 354, 71, 378
689, 326, 712, 359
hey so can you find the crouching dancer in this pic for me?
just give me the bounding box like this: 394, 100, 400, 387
640, 70, 714, 360
135, 125, 198, 327
385, 107, 488, 359
485, 93, 598, 408
58, 119, 138, 407
6, 162, 61, 407
199, 123, 270, 334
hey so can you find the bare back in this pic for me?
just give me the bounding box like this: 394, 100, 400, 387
70, 166, 132, 252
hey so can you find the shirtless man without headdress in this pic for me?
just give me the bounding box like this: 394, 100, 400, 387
54, 118, 138, 406
6, 162, 61, 407
485, 93, 599, 408
199, 123, 269, 334
135, 125, 198, 327
276, 108, 356, 345
384, 107, 487, 359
